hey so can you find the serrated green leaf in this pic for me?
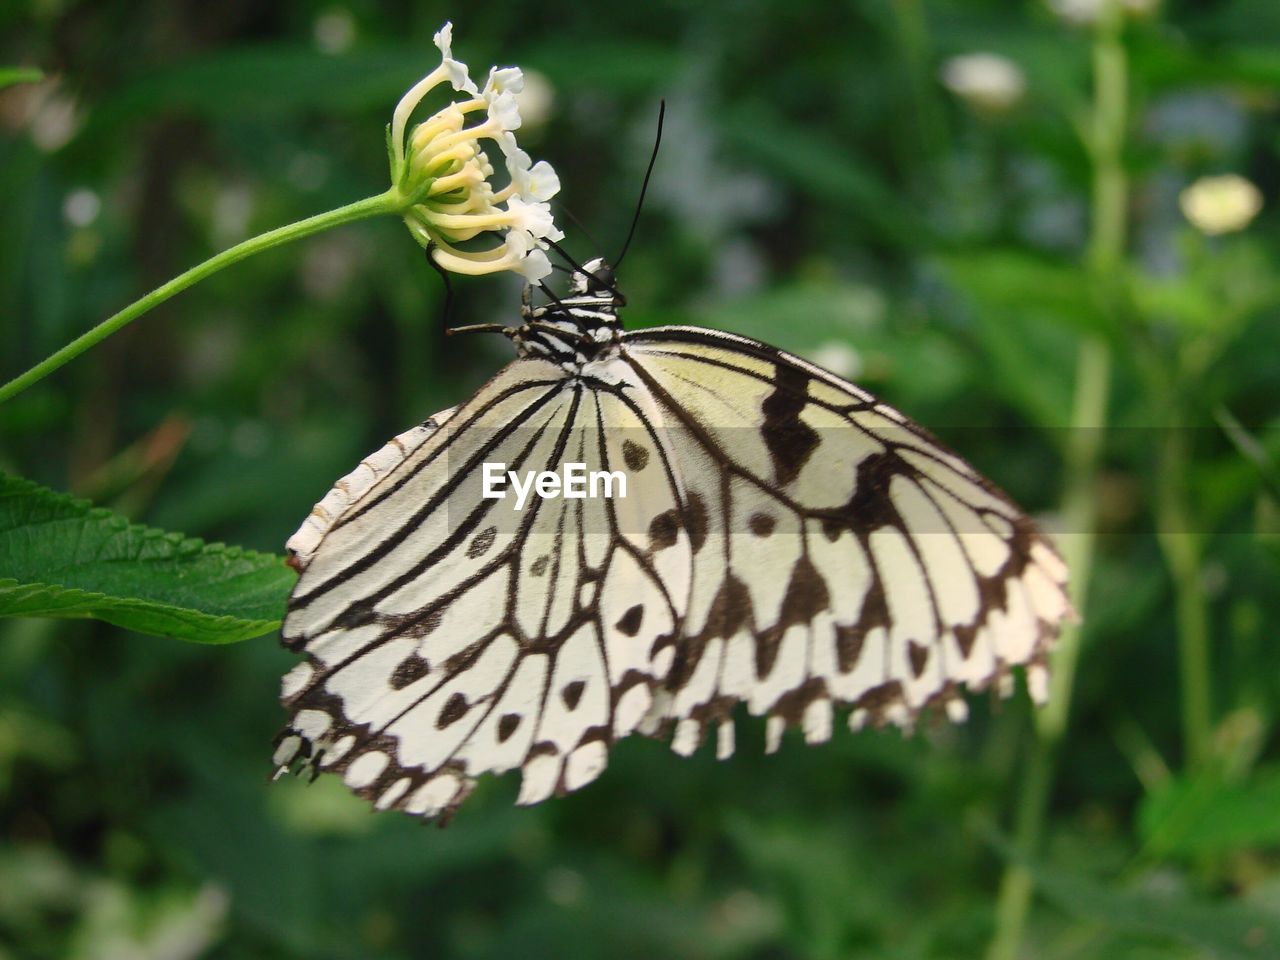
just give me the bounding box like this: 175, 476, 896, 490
0, 473, 294, 644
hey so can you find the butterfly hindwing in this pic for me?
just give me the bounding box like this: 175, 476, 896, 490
276, 357, 694, 817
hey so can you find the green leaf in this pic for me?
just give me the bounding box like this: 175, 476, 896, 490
719, 106, 929, 249
0, 67, 44, 90
934, 250, 1085, 431
1138, 765, 1280, 858
0, 473, 293, 644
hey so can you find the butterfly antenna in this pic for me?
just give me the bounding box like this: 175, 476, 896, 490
537, 281, 571, 312
558, 203, 604, 254
614, 99, 664, 270
424, 244, 455, 339
446, 322, 512, 338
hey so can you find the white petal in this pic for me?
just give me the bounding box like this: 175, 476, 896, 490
485, 66, 524, 98
524, 160, 560, 201
517, 247, 552, 282
487, 90, 522, 131
432, 22, 454, 58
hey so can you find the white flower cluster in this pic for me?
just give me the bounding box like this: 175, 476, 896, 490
388, 23, 563, 281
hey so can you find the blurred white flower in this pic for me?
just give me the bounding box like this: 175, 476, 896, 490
313, 8, 356, 54
940, 53, 1025, 112
1049, 0, 1158, 26
63, 188, 101, 228
515, 69, 555, 129
388, 22, 563, 282
808, 341, 863, 380
1179, 174, 1263, 236
27, 82, 80, 152
212, 184, 254, 246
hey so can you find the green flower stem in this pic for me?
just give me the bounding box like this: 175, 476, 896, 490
1157, 408, 1212, 770
0, 187, 402, 405
987, 5, 1124, 959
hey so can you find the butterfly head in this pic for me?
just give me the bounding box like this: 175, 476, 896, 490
570, 257, 625, 307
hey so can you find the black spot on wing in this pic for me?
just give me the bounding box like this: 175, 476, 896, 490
858, 580, 891, 635
648, 510, 680, 551
756, 557, 830, 678
908, 641, 930, 678
704, 575, 752, 641
683, 491, 709, 554
437, 693, 468, 729
418, 608, 444, 636
835, 624, 864, 673
667, 575, 752, 690
467, 525, 498, 559
561, 680, 585, 710
622, 439, 650, 472
839, 451, 904, 530
760, 364, 820, 486
616, 604, 644, 637
390, 654, 431, 690
498, 713, 521, 742
748, 512, 776, 537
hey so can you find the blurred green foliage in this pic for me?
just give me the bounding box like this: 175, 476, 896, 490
2, 0, 1279, 958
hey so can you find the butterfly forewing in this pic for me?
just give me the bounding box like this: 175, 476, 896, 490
620, 326, 1070, 748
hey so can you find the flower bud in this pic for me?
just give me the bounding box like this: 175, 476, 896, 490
1179, 174, 1263, 236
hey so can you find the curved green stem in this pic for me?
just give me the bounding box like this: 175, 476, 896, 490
0, 187, 401, 405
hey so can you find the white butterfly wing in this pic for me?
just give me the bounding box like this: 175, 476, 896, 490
619, 326, 1072, 754
276, 357, 692, 819
276, 324, 1071, 822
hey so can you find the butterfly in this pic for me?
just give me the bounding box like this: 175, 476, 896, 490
272, 257, 1073, 823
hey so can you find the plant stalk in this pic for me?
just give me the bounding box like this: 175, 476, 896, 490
1156, 415, 1212, 769
986, 4, 1125, 958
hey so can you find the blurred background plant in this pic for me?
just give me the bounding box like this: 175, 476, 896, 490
2, 0, 1279, 957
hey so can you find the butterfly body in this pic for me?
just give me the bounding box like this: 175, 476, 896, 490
275, 260, 1072, 822
513, 257, 624, 369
